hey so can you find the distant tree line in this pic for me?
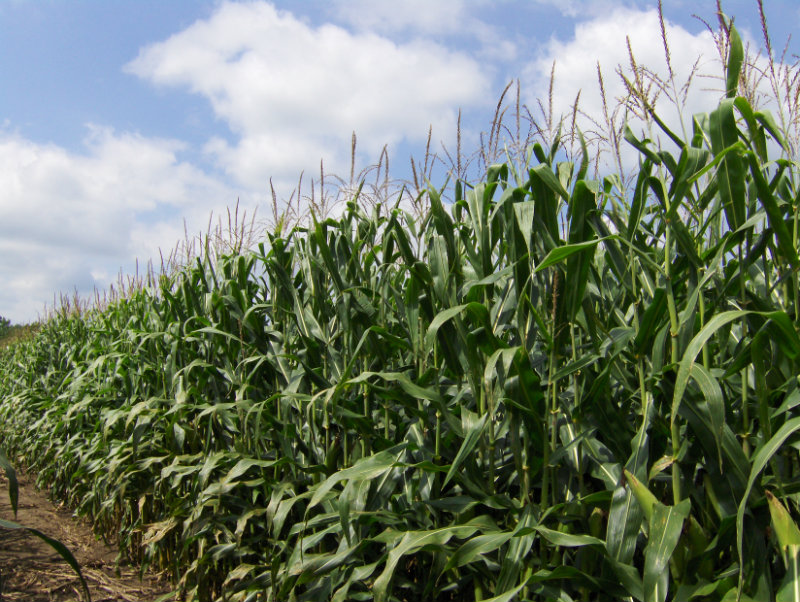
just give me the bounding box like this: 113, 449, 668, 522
0, 316, 11, 339
0, 316, 37, 347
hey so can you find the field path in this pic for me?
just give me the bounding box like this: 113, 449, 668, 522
0, 469, 175, 602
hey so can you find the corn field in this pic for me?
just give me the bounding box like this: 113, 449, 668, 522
3, 15, 800, 602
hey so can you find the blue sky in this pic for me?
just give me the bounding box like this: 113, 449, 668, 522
0, 0, 797, 323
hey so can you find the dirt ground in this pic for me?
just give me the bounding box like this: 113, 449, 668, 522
0, 469, 175, 602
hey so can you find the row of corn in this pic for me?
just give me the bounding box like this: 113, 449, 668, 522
2, 24, 800, 602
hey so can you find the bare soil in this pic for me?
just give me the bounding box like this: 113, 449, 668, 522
0, 469, 175, 602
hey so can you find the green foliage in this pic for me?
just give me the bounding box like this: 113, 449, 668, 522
0, 316, 10, 340
1, 18, 800, 602
0, 317, 39, 349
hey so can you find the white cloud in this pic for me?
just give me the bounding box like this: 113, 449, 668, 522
0, 1, 496, 322
528, 0, 695, 19
125, 1, 493, 195
331, 0, 472, 36
528, 0, 608, 18
329, 0, 518, 64
522, 7, 724, 172
0, 127, 236, 322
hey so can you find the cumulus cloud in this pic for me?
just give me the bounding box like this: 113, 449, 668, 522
329, 0, 517, 63
528, 0, 613, 18
522, 7, 724, 172
1, 1, 496, 322
0, 127, 236, 322
528, 0, 696, 20
125, 1, 492, 194
330, 0, 473, 36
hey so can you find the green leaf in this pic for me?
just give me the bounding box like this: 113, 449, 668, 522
766, 491, 800, 549
606, 557, 644, 600
755, 109, 786, 149
686, 140, 746, 184
308, 447, 403, 511
737, 417, 800, 597
373, 525, 481, 602
497, 505, 537, 592
513, 201, 536, 256
624, 469, 658, 524
481, 581, 527, 602
225, 457, 280, 482
441, 531, 514, 574
746, 151, 800, 270
628, 159, 653, 239
625, 126, 662, 165
442, 411, 487, 488
534, 238, 607, 273
768, 492, 800, 602
709, 99, 746, 230
686, 363, 726, 469
734, 96, 768, 161
634, 289, 667, 353
533, 525, 604, 547
726, 24, 743, 98
672, 311, 749, 431
607, 484, 643, 566
643, 500, 691, 602
548, 353, 600, 384
348, 370, 442, 403
564, 180, 598, 319
530, 162, 570, 201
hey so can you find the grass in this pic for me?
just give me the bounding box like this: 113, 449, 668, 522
1, 2, 800, 601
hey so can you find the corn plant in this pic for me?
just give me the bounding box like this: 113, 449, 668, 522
2, 9, 800, 602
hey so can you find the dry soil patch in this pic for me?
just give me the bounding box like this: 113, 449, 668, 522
0, 469, 175, 602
